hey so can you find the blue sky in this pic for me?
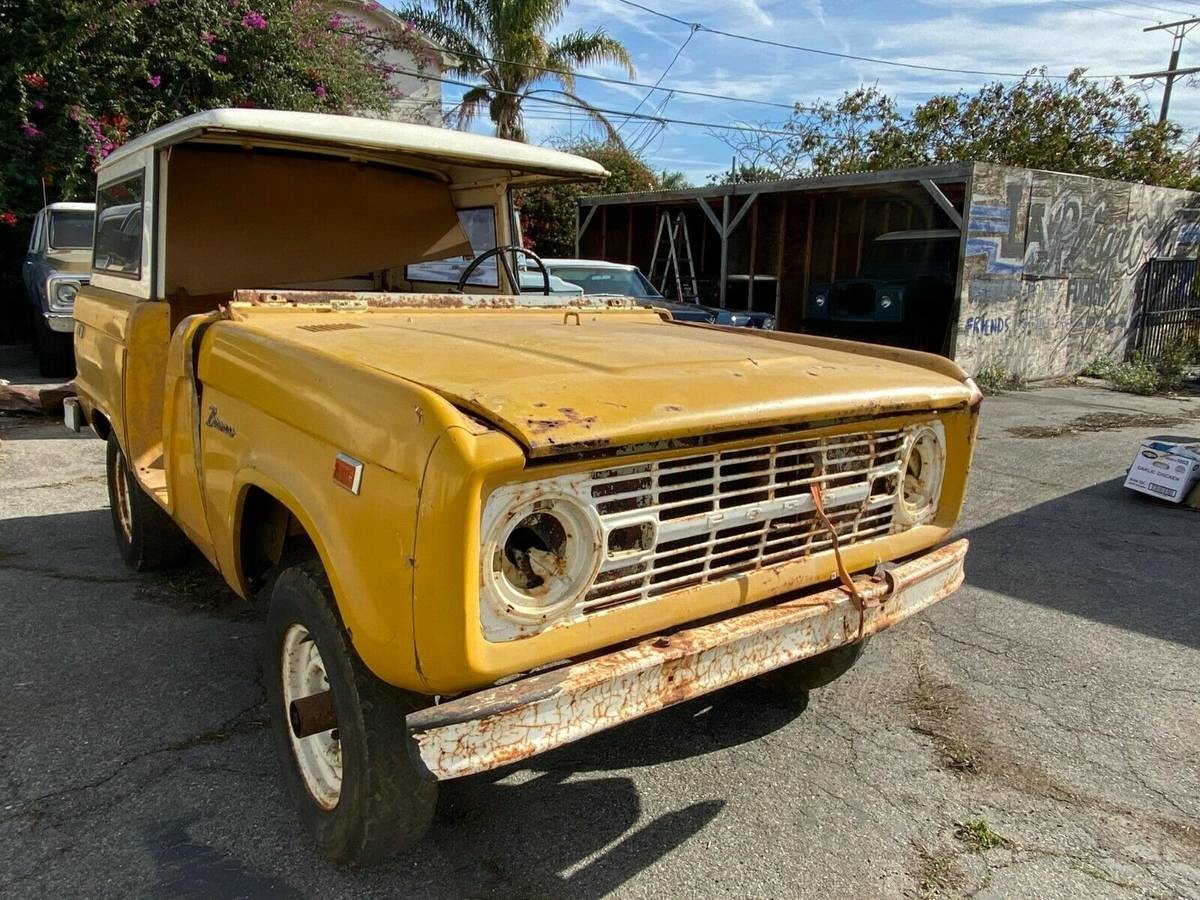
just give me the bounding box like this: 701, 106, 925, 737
395, 0, 1200, 184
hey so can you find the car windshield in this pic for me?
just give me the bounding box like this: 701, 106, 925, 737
48, 211, 94, 250
861, 236, 957, 279
549, 266, 662, 298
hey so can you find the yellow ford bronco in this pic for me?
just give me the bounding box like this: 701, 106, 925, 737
67, 109, 980, 865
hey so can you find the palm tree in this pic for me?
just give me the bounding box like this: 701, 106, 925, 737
399, 0, 635, 143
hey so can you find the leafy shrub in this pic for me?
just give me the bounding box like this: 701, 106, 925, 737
1080, 334, 1199, 395
974, 364, 1027, 395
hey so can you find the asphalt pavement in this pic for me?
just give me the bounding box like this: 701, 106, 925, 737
1, 375, 1198, 899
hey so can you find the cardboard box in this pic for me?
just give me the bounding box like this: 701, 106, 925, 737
1124, 440, 1200, 503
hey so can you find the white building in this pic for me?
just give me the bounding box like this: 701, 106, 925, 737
333, 1, 450, 126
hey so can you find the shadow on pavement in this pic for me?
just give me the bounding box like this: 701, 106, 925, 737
4, 505, 803, 898
960, 475, 1199, 650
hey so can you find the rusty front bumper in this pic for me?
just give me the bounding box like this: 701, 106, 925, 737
408, 539, 968, 780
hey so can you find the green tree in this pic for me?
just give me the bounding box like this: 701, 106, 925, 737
398, 0, 633, 142
717, 72, 1199, 189
517, 138, 657, 256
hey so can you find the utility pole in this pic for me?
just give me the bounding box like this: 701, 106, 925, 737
1132, 17, 1200, 124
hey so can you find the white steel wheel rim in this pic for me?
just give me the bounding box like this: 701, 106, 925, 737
281, 623, 342, 810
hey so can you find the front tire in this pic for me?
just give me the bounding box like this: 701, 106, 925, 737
756, 639, 870, 695
105, 433, 185, 571
265, 562, 437, 866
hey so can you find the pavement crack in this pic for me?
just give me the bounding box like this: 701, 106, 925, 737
2, 693, 268, 825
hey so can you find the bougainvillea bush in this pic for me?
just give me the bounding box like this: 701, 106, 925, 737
0, 0, 429, 336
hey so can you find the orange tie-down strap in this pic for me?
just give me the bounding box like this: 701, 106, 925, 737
808, 481, 876, 637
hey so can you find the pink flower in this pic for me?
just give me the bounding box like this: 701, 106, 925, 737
21, 122, 42, 139
1, 211, 18, 227
201, 31, 216, 44
148, 74, 162, 88
215, 52, 228, 64
328, 12, 343, 29
34, 99, 44, 110
241, 10, 267, 29
67, 105, 83, 122
314, 83, 327, 98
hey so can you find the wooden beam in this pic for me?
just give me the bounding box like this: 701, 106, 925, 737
803, 196, 814, 309
831, 195, 842, 282
920, 178, 963, 229
727, 192, 759, 235
696, 197, 723, 234
855, 196, 867, 275
774, 198, 788, 324
748, 199, 759, 310
575, 204, 597, 254
626, 206, 634, 264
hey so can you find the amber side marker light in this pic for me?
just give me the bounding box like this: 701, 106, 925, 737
333, 453, 363, 494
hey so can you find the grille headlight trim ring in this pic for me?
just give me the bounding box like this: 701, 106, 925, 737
480, 490, 603, 628
896, 422, 945, 526
47, 276, 83, 313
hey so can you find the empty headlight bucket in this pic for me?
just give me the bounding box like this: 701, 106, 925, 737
897, 423, 945, 525
481, 492, 602, 624
48, 277, 81, 312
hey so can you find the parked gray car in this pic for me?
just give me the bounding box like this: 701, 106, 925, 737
22, 201, 95, 376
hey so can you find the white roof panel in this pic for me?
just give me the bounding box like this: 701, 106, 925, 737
101, 109, 608, 184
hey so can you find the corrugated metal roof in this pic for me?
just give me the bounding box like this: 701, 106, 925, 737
579, 162, 973, 206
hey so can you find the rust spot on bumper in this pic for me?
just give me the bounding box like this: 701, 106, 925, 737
409, 539, 969, 780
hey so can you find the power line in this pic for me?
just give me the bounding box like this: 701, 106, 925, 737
617, 23, 699, 134
351, 30, 802, 112
417, 70, 1148, 143
1056, 0, 1156, 22
613, 0, 1125, 79
393, 66, 805, 136
1119, 0, 1199, 17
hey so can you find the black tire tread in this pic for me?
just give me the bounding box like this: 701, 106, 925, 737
267, 561, 436, 866
105, 433, 187, 572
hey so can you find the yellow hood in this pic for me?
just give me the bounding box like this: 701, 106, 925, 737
232, 306, 974, 457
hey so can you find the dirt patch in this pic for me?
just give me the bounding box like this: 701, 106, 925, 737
1006, 411, 1194, 439
1158, 818, 1200, 854
911, 844, 966, 898
906, 660, 1081, 803
131, 561, 256, 621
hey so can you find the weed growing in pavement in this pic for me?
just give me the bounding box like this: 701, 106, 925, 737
913, 844, 965, 898
1080, 334, 1199, 395
954, 819, 1010, 853
974, 364, 1027, 395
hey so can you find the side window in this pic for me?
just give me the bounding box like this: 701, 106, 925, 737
28, 212, 44, 254
94, 173, 145, 277
405, 207, 498, 287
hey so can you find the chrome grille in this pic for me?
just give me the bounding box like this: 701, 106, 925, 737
582, 429, 906, 613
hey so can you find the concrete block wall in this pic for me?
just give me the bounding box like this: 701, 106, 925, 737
954, 163, 1200, 380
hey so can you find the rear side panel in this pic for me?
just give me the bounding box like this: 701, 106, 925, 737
72, 286, 137, 443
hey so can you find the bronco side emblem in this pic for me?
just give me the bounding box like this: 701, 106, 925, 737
205, 405, 236, 437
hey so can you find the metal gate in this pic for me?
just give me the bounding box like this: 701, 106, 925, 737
1128, 258, 1200, 360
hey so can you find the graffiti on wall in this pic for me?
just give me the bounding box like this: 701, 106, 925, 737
959, 165, 1200, 378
